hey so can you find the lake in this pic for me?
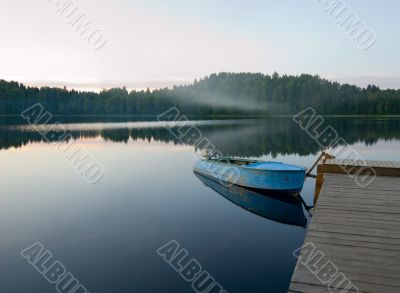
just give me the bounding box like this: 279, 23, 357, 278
0, 117, 399, 293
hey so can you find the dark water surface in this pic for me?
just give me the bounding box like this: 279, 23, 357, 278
0, 117, 399, 293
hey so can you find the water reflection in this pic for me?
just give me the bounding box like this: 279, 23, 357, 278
1, 118, 400, 157
1, 117, 399, 293
195, 173, 307, 227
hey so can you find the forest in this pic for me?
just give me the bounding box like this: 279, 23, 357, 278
0, 73, 399, 115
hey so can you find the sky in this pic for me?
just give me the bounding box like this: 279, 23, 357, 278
0, 0, 399, 91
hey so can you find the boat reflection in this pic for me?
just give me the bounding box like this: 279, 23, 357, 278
194, 173, 307, 227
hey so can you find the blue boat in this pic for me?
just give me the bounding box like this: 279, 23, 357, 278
194, 173, 307, 227
193, 157, 306, 195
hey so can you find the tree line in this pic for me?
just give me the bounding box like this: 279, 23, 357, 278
0, 73, 399, 115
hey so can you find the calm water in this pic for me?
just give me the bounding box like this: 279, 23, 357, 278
0, 117, 399, 293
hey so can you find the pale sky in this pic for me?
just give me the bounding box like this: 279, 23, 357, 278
0, 0, 399, 90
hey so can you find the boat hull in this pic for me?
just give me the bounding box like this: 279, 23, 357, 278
193, 158, 306, 194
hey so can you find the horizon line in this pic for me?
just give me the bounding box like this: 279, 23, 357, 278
1, 74, 400, 92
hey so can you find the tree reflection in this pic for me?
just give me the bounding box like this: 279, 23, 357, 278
1, 118, 399, 157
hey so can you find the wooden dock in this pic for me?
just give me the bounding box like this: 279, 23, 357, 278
288, 159, 400, 293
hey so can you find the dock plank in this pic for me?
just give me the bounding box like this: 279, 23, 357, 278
289, 159, 400, 293
311, 216, 400, 231
311, 208, 400, 222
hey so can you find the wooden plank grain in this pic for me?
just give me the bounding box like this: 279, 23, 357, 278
312, 207, 400, 222
309, 222, 400, 239
306, 230, 400, 245
295, 246, 400, 274
293, 266, 400, 287
316, 196, 400, 207
315, 202, 400, 214
321, 180, 400, 191
292, 269, 400, 293
320, 188, 400, 199
310, 216, 400, 231
323, 173, 400, 182
289, 282, 364, 293
300, 241, 400, 261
